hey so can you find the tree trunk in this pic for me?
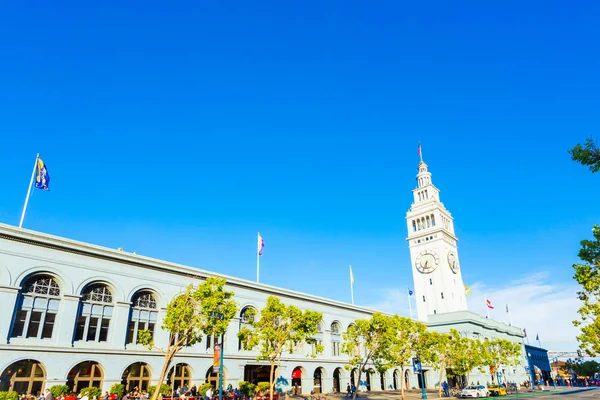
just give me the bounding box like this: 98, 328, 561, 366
466, 371, 471, 387
351, 369, 362, 400
438, 361, 445, 399
400, 363, 405, 400
269, 359, 275, 400
151, 350, 174, 400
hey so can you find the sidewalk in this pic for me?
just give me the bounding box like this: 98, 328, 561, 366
290, 386, 580, 400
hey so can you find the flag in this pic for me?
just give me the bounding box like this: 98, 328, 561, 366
349, 265, 354, 285
523, 328, 527, 337
485, 298, 494, 309
417, 143, 422, 156
506, 303, 509, 313
408, 288, 413, 296
34, 158, 50, 190
257, 234, 265, 256
536, 333, 539, 341
464, 284, 471, 297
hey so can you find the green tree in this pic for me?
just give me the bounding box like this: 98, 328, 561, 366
109, 384, 125, 397
139, 277, 238, 400
573, 225, 600, 356
341, 313, 393, 400
429, 329, 472, 398
561, 359, 600, 377
570, 138, 600, 173
78, 387, 103, 398
481, 338, 522, 383
238, 296, 323, 400
49, 385, 69, 398
377, 315, 427, 400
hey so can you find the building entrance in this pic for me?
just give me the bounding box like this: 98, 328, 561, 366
244, 365, 270, 385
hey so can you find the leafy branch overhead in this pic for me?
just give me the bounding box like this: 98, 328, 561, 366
570, 138, 600, 173
138, 277, 238, 400
238, 296, 323, 400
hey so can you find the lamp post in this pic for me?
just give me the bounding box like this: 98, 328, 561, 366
413, 357, 427, 399
213, 312, 226, 400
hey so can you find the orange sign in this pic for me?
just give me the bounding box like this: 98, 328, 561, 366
213, 344, 221, 367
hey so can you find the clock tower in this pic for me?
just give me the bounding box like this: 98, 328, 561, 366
406, 160, 468, 322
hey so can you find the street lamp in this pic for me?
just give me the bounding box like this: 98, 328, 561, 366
212, 312, 226, 400
413, 357, 427, 399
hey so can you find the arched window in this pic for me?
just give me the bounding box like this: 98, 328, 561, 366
238, 307, 255, 350
167, 363, 191, 390
127, 291, 158, 345
412, 221, 416, 232
121, 362, 151, 392
66, 361, 103, 393
431, 214, 436, 226
75, 284, 114, 343
0, 360, 45, 395
11, 275, 61, 339
426, 215, 430, 228
331, 321, 341, 356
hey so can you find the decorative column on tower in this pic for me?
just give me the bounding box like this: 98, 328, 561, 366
406, 158, 468, 322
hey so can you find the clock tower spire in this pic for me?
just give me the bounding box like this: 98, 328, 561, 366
406, 157, 468, 322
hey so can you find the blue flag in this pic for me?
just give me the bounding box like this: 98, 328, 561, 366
536, 333, 539, 341
34, 158, 50, 190
408, 288, 413, 296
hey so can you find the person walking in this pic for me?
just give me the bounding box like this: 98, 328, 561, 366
44, 389, 54, 400
345, 384, 351, 398
442, 381, 449, 397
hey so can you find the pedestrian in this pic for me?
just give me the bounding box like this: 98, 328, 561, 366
442, 381, 449, 398
345, 384, 351, 398
44, 389, 53, 400
81, 392, 90, 400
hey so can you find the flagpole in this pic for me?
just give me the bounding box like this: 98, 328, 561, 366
419, 143, 423, 162
256, 232, 260, 283
349, 265, 354, 305
19, 154, 39, 229
537, 335, 541, 348
408, 289, 413, 320
507, 304, 512, 326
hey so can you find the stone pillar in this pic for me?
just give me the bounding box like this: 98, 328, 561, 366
320, 377, 333, 394
339, 376, 350, 395
55, 294, 81, 346
160, 308, 171, 349
301, 377, 313, 395
0, 285, 19, 343
111, 301, 131, 349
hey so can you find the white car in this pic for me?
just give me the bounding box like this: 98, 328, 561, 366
459, 385, 489, 398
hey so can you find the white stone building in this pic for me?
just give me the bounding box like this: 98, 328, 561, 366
0, 159, 530, 396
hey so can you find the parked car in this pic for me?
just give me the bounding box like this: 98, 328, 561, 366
487, 384, 506, 396
459, 385, 490, 398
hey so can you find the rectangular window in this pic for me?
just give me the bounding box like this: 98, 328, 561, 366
75, 316, 87, 341
27, 311, 42, 338
138, 321, 146, 332
99, 318, 110, 342
126, 321, 136, 344
11, 310, 27, 338
87, 317, 99, 341
332, 342, 340, 356
148, 323, 155, 340
206, 334, 212, 350
41, 313, 56, 339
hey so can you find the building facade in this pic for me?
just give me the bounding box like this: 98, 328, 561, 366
0, 158, 530, 396
0, 224, 421, 396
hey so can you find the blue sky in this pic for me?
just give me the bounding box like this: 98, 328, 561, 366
0, 1, 599, 350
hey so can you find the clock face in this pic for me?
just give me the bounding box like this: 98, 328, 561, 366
447, 251, 459, 274
415, 251, 439, 273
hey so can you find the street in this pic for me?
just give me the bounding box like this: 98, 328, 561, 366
321, 387, 600, 400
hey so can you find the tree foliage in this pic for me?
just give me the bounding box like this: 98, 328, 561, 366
481, 338, 522, 383
238, 296, 323, 400
570, 138, 600, 173
573, 225, 600, 356
378, 316, 429, 400
561, 359, 600, 377
49, 385, 69, 398
341, 313, 394, 400
139, 277, 238, 400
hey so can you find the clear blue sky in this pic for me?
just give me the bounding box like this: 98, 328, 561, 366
0, 1, 599, 333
